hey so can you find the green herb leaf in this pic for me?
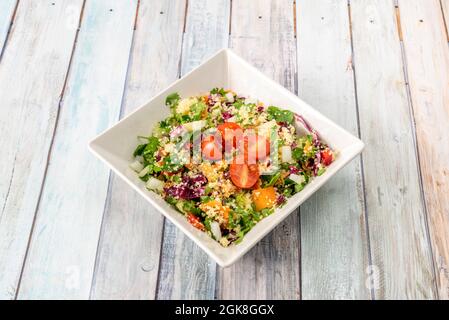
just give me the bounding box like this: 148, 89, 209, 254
294, 183, 305, 193
190, 101, 206, 120
143, 136, 160, 156
133, 144, 147, 157
292, 147, 303, 161
210, 88, 226, 96
200, 196, 213, 203
204, 218, 212, 232
166, 196, 177, 206
233, 99, 244, 109
264, 171, 281, 187
267, 106, 294, 124
165, 92, 180, 109
317, 167, 326, 176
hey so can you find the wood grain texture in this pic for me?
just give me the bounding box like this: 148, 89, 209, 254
156, 0, 230, 300
90, 0, 187, 300
16, 0, 138, 299
0, 0, 83, 300
398, 0, 449, 299
351, 0, 437, 299
216, 0, 300, 300
0, 0, 16, 54
296, 0, 369, 300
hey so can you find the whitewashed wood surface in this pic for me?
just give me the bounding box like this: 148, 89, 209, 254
0, 0, 448, 300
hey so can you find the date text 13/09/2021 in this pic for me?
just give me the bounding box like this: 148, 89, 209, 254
175, 304, 275, 317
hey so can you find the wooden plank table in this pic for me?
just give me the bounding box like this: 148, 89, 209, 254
0, 0, 448, 300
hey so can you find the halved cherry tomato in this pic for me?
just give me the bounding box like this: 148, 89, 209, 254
187, 213, 205, 231
252, 187, 277, 211
321, 148, 334, 166
251, 179, 261, 190
229, 163, 260, 188
201, 135, 222, 161
218, 122, 242, 148
242, 135, 270, 163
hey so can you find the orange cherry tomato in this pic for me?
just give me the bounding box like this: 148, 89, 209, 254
321, 148, 334, 166
218, 122, 242, 148
187, 213, 205, 231
201, 135, 222, 161
252, 187, 277, 211
229, 163, 260, 189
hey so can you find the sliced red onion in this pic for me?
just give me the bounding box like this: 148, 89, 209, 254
294, 113, 320, 141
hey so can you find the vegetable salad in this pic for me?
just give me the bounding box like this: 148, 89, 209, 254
130, 88, 335, 246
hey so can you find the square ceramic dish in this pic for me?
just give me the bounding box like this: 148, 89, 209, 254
89, 49, 364, 267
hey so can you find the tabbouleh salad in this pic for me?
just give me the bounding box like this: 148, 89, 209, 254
130, 88, 335, 246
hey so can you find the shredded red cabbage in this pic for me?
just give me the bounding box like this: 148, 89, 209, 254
289, 166, 300, 174
222, 111, 233, 121
164, 173, 208, 199
276, 194, 286, 205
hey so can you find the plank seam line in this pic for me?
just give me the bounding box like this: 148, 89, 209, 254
89, 0, 141, 299
89, 172, 113, 299
133, 0, 141, 31
394, 5, 403, 41
440, 0, 449, 43
394, 0, 440, 299
13, 0, 88, 300
214, 250, 219, 299
228, 0, 232, 36
155, 0, 190, 299
293, 0, 297, 39
0, 154, 17, 227
154, 217, 166, 300
0, 0, 20, 65
347, 0, 375, 300
182, 0, 189, 33
177, 0, 189, 79
293, 0, 301, 300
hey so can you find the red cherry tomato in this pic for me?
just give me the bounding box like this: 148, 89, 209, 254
201, 135, 222, 161
242, 135, 270, 163
187, 213, 205, 231
218, 122, 242, 148
229, 163, 260, 189
321, 148, 334, 166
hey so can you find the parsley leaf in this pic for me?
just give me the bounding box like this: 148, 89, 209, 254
190, 101, 206, 120
292, 147, 303, 161
143, 137, 160, 156
267, 106, 294, 124
261, 171, 281, 188
210, 88, 226, 96
133, 144, 147, 157
165, 92, 180, 109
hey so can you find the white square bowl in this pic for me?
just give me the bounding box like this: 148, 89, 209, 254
89, 49, 364, 267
